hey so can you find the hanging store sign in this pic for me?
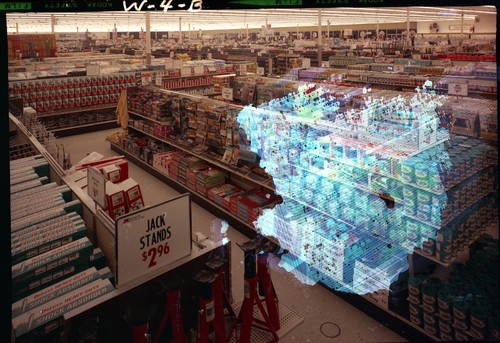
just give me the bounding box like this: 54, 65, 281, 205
87, 167, 106, 209
449, 24, 473, 31
115, 194, 192, 286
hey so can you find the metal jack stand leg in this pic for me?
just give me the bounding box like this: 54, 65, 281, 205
206, 256, 237, 340
236, 240, 279, 343
153, 277, 186, 343
193, 270, 229, 343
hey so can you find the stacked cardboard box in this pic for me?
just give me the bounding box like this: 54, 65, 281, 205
119, 178, 145, 212
208, 184, 242, 210
177, 156, 205, 185
186, 164, 210, 192
195, 168, 226, 196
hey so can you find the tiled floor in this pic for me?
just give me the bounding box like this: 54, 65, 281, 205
58, 128, 407, 343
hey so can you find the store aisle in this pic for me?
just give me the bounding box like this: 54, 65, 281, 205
58, 128, 407, 343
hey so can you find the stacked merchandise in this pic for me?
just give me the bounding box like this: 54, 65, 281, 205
408, 235, 499, 341
128, 89, 174, 140
328, 55, 359, 68
230, 188, 280, 225
69, 155, 145, 219
153, 150, 184, 176
9, 73, 136, 114
12, 266, 114, 341
167, 151, 188, 180
7, 33, 57, 60
10, 156, 115, 341
297, 68, 342, 82
236, 83, 498, 301
177, 156, 205, 185
186, 164, 211, 192
208, 184, 241, 210
195, 167, 226, 196
232, 78, 257, 105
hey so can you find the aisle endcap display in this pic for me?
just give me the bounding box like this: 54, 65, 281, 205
10, 121, 234, 342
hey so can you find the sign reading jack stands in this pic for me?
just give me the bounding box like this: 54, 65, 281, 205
115, 194, 192, 286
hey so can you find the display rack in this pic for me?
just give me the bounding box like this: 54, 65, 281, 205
9, 112, 233, 342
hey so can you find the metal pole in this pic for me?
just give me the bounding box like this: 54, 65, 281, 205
145, 11, 151, 65
406, 7, 410, 47
318, 9, 322, 66
179, 17, 182, 43
461, 12, 464, 39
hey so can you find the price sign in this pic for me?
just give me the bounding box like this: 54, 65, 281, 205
221, 87, 234, 101
86, 64, 101, 76
87, 167, 106, 208
448, 83, 468, 96
141, 72, 152, 85
155, 72, 164, 86
115, 194, 192, 286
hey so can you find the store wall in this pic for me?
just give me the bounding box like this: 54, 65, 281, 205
416, 15, 496, 34
474, 14, 496, 33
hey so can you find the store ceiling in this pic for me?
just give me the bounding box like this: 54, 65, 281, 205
6, 6, 496, 33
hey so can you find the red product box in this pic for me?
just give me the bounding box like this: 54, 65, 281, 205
186, 164, 210, 183
105, 180, 127, 220
95, 160, 129, 182
119, 178, 145, 213
102, 164, 121, 183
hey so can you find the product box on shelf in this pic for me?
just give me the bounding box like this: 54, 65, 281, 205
10, 176, 50, 194
12, 278, 114, 340
208, 184, 242, 210
119, 177, 145, 212
102, 164, 122, 183
11, 266, 102, 318
104, 180, 127, 220
195, 168, 226, 196
11, 200, 82, 234
11, 215, 87, 265
186, 164, 211, 192
12, 237, 94, 302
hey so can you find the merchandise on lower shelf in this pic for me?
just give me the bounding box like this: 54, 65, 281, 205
408, 235, 499, 341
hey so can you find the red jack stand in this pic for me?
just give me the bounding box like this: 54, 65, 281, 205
193, 270, 229, 343
132, 322, 150, 343
236, 240, 279, 343
153, 278, 186, 343
257, 250, 280, 331
205, 256, 237, 338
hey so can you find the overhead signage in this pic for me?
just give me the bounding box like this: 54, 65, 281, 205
0, 2, 31, 10
87, 167, 106, 208
115, 194, 192, 286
